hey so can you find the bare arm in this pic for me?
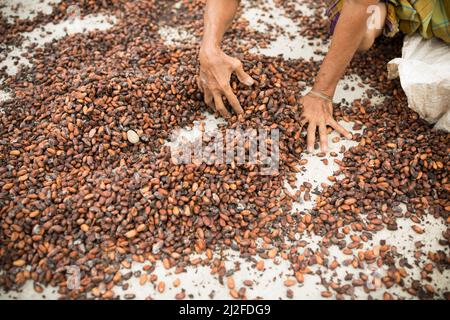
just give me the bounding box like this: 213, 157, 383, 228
198, 0, 254, 118
202, 0, 240, 50
301, 0, 378, 152
313, 0, 378, 96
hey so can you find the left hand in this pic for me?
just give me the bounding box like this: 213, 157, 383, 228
300, 93, 352, 153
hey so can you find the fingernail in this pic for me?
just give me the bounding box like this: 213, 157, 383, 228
246, 78, 255, 86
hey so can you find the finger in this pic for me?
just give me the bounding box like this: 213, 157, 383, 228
318, 123, 328, 152
196, 76, 204, 93
328, 119, 352, 139
306, 122, 316, 153
213, 93, 231, 118
204, 88, 214, 110
234, 62, 254, 86
326, 102, 333, 113
223, 87, 244, 114
298, 119, 307, 134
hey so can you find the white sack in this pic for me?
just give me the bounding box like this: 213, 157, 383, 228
387, 34, 450, 132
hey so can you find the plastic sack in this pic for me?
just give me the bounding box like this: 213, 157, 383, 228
387, 34, 450, 132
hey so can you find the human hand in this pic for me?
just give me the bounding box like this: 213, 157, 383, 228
197, 47, 254, 118
300, 92, 352, 152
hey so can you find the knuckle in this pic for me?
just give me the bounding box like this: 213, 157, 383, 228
218, 83, 230, 92
224, 87, 234, 96
231, 59, 242, 70
209, 86, 220, 93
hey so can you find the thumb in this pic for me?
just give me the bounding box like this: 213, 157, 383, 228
234, 61, 254, 86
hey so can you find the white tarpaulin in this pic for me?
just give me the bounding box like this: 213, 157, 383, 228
388, 34, 450, 132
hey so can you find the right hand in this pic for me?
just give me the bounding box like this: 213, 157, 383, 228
300, 93, 352, 153
197, 47, 254, 118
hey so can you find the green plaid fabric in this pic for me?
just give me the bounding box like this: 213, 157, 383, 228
325, 0, 450, 43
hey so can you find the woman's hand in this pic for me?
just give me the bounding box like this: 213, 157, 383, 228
197, 47, 254, 118
300, 93, 352, 153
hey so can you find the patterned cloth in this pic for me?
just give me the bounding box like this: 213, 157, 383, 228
326, 0, 450, 44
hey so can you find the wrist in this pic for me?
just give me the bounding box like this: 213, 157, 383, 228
312, 74, 338, 97
200, 42, 222, 60
312, 83, 336, 98
201, 32, 222, 53
308, 89, 333, 103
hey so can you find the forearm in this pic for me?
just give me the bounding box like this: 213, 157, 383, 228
201, 0, 240, 51
313, 0, 378, 96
